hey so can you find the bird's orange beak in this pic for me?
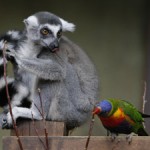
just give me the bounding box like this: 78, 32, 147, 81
92, 106, 101, 115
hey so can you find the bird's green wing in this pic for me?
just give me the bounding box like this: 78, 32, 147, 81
107, 98, 143, 123
119, 99, 144, 123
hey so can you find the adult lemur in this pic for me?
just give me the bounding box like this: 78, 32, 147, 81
0, 12, 99, 130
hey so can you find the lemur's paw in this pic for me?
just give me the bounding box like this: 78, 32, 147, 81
2, 107, 18, 129
2, 115, 13, 129
0, 113, 7, 128
6, 50, 15, 58
2, 118, 10, 129
6, 49, 17, 62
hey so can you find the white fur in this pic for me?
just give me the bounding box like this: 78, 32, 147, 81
6, 107, 42, 125
0, 77, 14, 89
0, 59, 3, 65
59, 18, 75, 32
18, 40, 40, 58
0, 58, 6, 65
7, 31, 20, 40
0, 40, 4, 50
24, 16, 39, 28
0, 40, 7, 64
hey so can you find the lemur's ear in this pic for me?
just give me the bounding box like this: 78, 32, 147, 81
23, 16, 39, 29
23, 16, 39, 41
59, 18, 75, 32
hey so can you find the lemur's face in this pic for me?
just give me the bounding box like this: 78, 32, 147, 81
38, 24, 62, 52
24, 12, 75, 53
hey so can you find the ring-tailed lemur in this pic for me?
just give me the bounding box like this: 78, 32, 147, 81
1, 12, 99, 130
0, 31, 31, 127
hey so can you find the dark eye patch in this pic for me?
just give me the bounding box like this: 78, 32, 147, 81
57, 29, 62, 38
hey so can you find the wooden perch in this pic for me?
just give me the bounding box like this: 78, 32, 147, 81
3, 121, 150, 150
10, 120, 66, 136
3, 136, 150, 150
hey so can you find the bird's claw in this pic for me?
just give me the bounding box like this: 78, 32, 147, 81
126, 132, 137, 144
110, 133, 118, 142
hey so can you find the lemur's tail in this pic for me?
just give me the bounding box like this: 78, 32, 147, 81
0, 34, 31, 111
0, 31, 21, 109
0, 51, 15, 108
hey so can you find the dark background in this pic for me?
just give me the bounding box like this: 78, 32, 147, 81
0, 0, 150, 148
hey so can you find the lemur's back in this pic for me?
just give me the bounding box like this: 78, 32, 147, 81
35, 36, 99, 129
60, 36, 99, 100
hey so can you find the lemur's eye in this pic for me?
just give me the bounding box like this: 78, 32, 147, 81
40, 28, 49, 35
57, 30, 62, 38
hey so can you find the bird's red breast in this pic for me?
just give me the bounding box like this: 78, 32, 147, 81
99, 107, 134, 128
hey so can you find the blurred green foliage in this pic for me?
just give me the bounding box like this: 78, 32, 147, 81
0, 0, 147, 149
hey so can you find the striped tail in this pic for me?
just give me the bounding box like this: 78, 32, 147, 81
0, 43, 31, 111
0, 53, 15, 109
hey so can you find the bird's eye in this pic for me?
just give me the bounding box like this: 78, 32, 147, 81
40, 28, 49, 35
57, 30, 62, 38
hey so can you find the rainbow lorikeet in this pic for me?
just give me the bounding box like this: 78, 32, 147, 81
93, 99, 150, 139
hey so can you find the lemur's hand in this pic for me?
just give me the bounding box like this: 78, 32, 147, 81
0, 112, 7, 129
2, 107, 19, 129
5, 49, 17, 63
0, 40, 16, 62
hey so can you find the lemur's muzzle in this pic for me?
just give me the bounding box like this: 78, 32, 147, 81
49, 39, 59, 53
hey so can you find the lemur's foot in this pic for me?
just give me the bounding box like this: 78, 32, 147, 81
2, 114, 13, 129
2, 107, 18, 129
2, 118, 12, 129
0, 113, 7, 128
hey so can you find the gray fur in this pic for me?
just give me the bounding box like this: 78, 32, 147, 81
3, 12, 99, 129
34, 11, 62, 25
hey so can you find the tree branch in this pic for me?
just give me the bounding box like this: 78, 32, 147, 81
142, 81, 147, 114
2, 41, 23, 150
84, 114, 95, 150
38, 88, 49, 150
31, 112, 47, 150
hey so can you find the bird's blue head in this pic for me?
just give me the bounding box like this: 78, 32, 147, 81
93, 100, 112, 116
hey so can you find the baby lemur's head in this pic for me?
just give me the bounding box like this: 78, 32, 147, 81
23, 11, 75, 53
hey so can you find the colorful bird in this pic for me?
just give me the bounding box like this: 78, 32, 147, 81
93, 98, 149, 142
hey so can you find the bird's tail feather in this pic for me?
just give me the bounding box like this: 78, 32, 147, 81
139, 112, 150, 118
138, 128, 148, 136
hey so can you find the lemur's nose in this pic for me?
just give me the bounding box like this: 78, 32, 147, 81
49, 39, 59, 53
